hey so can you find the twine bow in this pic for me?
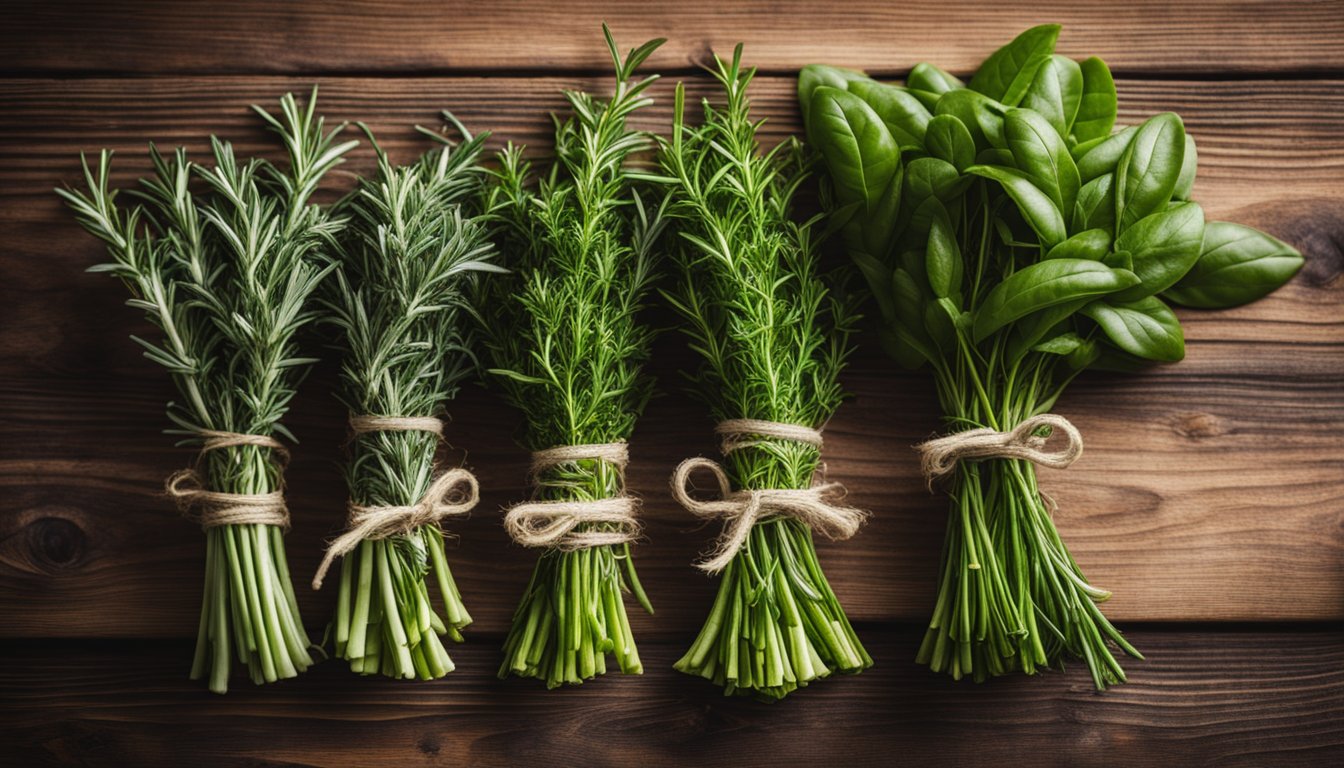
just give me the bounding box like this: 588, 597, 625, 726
670, 420, 868, 574
311, 415, 480, 589
165, 429, 291, 529
916, 413, 1084, 488
503, 442, 641, 550
312, 468, 479, 589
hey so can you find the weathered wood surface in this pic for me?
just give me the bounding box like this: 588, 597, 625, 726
3, 1, 1342, 76
3, 630, 1342, 767
1, 76, 1341, 638
1, 3, 1342, 765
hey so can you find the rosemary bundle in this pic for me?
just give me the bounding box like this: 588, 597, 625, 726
59, 91, 355, 693
480, 27, 667, 687
315, 116, 500, 679
660, 48, 871, 700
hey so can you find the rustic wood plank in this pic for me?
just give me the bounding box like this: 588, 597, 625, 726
1, 75, 1341, 637
3, 1, 1342, 76
2, 630, 1342, 767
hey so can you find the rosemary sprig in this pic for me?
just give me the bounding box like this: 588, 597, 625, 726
658, 47, 870, 700
322, 115, 500, 680
480, 25, 668, 687
59, 89, 355, 693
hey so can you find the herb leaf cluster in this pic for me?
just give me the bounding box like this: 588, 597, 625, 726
480, 26, 667, 687
659, 46, 869, 700
59, 90, 354, 693
322, 116, 500, 679
801, 25, 1302, 689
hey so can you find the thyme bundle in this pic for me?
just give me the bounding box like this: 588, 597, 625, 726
479, 27, 668, 687
660, 48, 871, 700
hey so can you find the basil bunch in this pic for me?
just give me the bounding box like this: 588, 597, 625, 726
800, 25, 1303, 688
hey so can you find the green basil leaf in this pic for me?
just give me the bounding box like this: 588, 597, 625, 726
1045, 228, 1112, 261
1083, 295, 1185, 362
1115, 112, 1186, 233
925, 205, 962, 298
1005, 298, 1090, 361
905, 157, 965, 204
1076, 125, 1137, 180
924, 298, 956, 352
1111, 201, 1205, 302
972, 258, 1140, 342
908, 62, 964, 96
1173, 134, 1198, 200
969, 24, 1061, 106
1163, 221, 1304, 308
976, 147, 1015, 166
967, 164, 1067, 247
935, 89, 1007, 151
1020, 55, 1082, 136
893, 267, 932, 340
1104, 249, 1134, 271
1072, 56, 1117, 143
808, 86, 900, 207
848, 80, 932, 150
1073, 173, 1116, 232
903, 61, 967, 111
924, 114, 977, 172
1005, 107, 1080, 214
1033, 331, 1087, 355
799, 65, 869, 132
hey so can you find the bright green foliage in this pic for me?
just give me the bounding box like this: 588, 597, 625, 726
800, 27, 1303, 689
658, 46, 869, 701
59, 90, 356, 693
322, 115, 501, 680
479, 26, 667, 687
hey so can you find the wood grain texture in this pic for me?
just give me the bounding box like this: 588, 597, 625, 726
3, 1, 1343, 76
0, 76, 1341, 637
2, 630, 1342, 767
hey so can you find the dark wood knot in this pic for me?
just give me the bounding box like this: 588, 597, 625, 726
26, 515, 87, 571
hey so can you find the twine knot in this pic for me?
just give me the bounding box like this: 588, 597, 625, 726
503, 442, 641, 550
312, 415, 479, 589
164, 429, 290, 529
916, 413, 1084, 488
670, 420, 867, 574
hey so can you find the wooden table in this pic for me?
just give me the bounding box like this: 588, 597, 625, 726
2, 2, 1342, 765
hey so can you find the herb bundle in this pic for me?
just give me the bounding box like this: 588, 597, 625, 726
480, 27, 667, 687
59, 91, 355, 693
801, 26, 1303, 688
314, 116, 500, 680
659, 47, 870, 700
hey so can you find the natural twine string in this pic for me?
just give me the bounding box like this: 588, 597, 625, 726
670, 420, 867, 574
165, 429, 291, 529
503, 442, 641, 550
311, 415, 480, 589
915, 413, 1084, 489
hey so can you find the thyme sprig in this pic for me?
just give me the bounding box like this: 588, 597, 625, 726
480, 25, 668, 687
658, 46, 870, 700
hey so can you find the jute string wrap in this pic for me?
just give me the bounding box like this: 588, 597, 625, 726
503, 442, 641, 551
165, 429, 291, 529
671, 420, 868, 574
311, 415, 479, 590
916, 413, 1084, 489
